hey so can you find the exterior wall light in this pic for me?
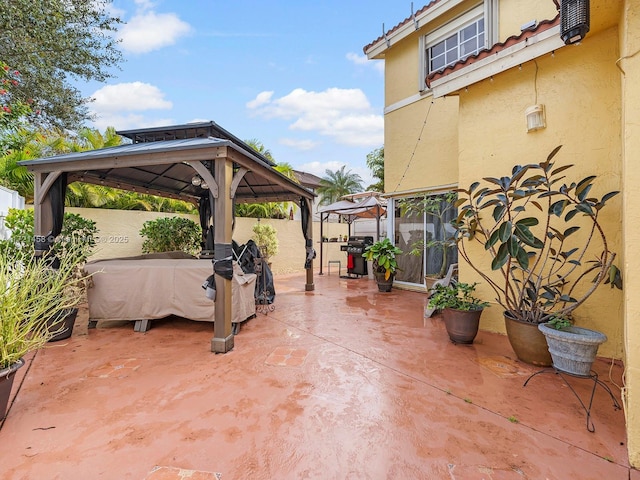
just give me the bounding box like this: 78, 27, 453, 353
560, 0, 590, 45
525, 104, 546, 132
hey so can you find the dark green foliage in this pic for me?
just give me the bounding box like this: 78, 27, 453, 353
0, 208, 97, 262
0, 0, 123, 130
454, 146, 620, 324
366, 147, 384, 192
318, 166, 363, 205
363, 238, 403, 280
140, 216, 201, 255
428, 281, 489, 312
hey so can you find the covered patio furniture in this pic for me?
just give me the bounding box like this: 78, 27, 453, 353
83, 253, 257, 334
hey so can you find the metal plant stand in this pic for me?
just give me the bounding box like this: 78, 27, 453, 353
254, 257, 275, 315
523, 367, 621, 432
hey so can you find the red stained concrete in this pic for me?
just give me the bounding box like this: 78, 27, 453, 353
0, 271, 632, 479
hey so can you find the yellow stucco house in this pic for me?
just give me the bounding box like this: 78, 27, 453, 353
364, 0, 640, 466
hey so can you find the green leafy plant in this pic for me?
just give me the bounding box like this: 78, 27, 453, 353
428, 281, 490, 312
140, 216, 201, 255
0, 247, 87, 369
0, 208, 97, 263
547, 314, 573, 331
363, 237, 403, 280
453, 146, 620, 324
251, 222, 279, 259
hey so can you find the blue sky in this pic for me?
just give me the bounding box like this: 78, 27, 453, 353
79, 0, 417, 187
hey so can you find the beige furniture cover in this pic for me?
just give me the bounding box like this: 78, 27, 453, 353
84, 254, 257, 326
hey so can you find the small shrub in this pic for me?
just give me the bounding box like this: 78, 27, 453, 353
0, 208, 97, 263
140, 216, 200, 254
251, 223, 279, 259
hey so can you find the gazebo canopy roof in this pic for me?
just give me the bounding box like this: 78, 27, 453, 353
19, 121, 314, 204
318, 195, 386, 219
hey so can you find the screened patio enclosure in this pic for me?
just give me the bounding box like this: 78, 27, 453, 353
19, 121, 316, 353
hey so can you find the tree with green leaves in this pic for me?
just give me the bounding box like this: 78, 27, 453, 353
366, 147, 384, 192
235, 141, 296, 219
0, 0, 123, 130
317, 166, 363, 205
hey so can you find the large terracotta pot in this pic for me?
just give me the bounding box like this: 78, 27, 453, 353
504, 312, 552, 366
442, 308, 483, 344
0, 358, 25, 420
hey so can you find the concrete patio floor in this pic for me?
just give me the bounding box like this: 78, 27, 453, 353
0, 271, 633, 479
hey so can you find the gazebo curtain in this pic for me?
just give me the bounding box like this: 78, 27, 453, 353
198, 192, 214, 251
301, 197, 315, 269
34, 173, 67, 267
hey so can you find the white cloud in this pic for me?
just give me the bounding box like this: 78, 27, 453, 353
134, 0, 155, 9
89, 112, 175, 132
279, 138, 319, 151
346, 52, 384, 74
297, 160, 346, 178
246, 91, 273, 109
247, 88, 383, 147
89, 82, 173, 130
119, 11, 191, 54
346, 52, 369, 66
91, 82, 173, 113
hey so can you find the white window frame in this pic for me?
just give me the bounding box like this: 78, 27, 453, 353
419, 1, 498, 92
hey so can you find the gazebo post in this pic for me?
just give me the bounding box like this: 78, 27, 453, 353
211, 157, 234, 353
319, 212, 324, 275
304, 197, 315, 291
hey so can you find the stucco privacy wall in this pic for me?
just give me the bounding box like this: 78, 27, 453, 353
67, 208, 348, 275
621, 0, 640, 467
456, 26, 624, 360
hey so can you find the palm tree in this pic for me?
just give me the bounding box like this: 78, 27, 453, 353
366, 147, 384, 192
245, 138, 274, 162
66, 182, 119, 208
235, 141, 296, 219
317, 166, 363, 205
72, 126, 122, 151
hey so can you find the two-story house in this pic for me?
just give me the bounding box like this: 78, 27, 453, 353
365, 0, 640, 466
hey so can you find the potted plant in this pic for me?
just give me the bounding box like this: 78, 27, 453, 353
453, 146, 620, 365
538, 315, 608, 376
363, 237, 403, 292
0, 248, 86, 420
251, 222, 279, 265
428, 282, 489, 344
0, 209, 98, 342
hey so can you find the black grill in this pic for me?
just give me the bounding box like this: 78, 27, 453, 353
344, 236, 373, 276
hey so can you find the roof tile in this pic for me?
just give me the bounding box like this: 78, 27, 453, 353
426, 15, 560, 88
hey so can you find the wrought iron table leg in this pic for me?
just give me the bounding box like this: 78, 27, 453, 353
523, 368, 621, 432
